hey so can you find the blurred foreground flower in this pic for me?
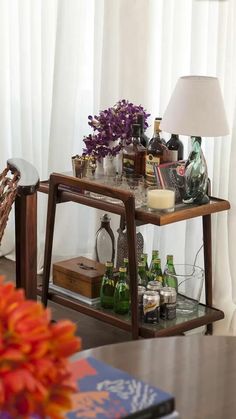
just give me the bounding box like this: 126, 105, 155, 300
0, 276, 81, 418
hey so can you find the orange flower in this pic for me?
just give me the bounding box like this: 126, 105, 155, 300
0, 276, 81, 418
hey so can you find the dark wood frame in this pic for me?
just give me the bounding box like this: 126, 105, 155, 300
38, 173, 230, 339
7, 158, 39, 299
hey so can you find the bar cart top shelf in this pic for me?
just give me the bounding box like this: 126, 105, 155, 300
39, 174, 230, 226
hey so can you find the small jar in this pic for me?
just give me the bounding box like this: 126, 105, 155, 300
160, 287, 177, 320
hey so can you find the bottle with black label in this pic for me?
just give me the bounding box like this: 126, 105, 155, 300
166, 133, 184, 161
136, 114, 149, 148
146, 119, 167, 186
122, 124, 146, 176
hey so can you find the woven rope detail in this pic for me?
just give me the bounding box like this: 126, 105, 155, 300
0, 167, 20, 243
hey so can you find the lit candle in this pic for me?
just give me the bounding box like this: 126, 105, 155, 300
147, 189, 175, 210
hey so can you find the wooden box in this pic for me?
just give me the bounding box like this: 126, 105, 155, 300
53, 256, 106, 299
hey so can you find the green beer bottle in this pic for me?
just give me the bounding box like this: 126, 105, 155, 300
163, 255, 178, 290
149, 258, 163, 284
123, 257, 130, 283
149, 250, 159, 271
114, 267, 130, 314
140, 253, 149, 272
100, 261, 115, 309
138, 262, 148, 287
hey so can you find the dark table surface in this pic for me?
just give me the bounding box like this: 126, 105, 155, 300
74, 335, 236, 419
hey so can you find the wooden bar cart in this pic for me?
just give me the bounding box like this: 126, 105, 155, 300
39, 173, 230, 340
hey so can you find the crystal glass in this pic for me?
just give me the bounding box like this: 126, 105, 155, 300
123, 174, 146, 207
166, 264, 204, 314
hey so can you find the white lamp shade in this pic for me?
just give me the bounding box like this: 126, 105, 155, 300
160, 76, 229, 137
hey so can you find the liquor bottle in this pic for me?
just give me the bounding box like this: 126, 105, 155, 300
138, 262, 148, 287
100, 261, 115, 309
95, 214, 115, 264
166, 134, 184, 161
122, 124, 146, 176
163, 255, 178, 290
146, 118, 167, 186
149, 250, 159, 272
114, 267, 130, 314
149, 258, 163, 284
136, 114, 149, 148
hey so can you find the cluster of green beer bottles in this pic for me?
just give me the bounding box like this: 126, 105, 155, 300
142, 250, 178, 291
100, 262, 130, 314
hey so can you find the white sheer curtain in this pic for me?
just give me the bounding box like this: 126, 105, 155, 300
0, 0, 235, 334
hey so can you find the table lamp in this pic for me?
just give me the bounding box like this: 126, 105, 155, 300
160, 76, 229, 204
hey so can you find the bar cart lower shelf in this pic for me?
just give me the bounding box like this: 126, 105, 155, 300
37, 284, 224, 338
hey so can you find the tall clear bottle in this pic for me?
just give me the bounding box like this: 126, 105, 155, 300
146, 118, 167, 186
114, 267, 130, 314
100, 262, 115, 309
163, 255, 178, 290
136, 114, 149, 148
166, 134, 184, 161
122, 124, 146, 176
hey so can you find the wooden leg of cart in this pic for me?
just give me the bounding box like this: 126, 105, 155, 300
125, 196, 139, 340
15, 192, 37, 300
202, 214, 213, 335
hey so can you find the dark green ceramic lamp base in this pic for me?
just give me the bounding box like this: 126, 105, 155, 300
183, 136, 209, 205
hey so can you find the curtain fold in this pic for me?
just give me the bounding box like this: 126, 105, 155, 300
0, 0, 235, 334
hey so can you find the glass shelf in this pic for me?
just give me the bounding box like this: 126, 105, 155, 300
37, 285, 224, 338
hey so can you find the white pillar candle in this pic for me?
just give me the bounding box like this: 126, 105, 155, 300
147, 189, 175, 210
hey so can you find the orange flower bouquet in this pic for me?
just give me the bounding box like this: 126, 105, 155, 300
0, 276, 81, 418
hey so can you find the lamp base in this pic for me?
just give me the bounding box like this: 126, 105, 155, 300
183, 136, 209, 205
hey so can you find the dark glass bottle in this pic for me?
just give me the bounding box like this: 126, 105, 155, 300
122, 124, 146, 176
100, 261, 115, 309
113, 267, 130, 314
136, 114, 149, 148
166, 134, 184, 161
146, 119, 167, 186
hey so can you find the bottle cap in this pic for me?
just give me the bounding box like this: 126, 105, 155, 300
119, 267, 127, 273
105, 261, 113, 267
